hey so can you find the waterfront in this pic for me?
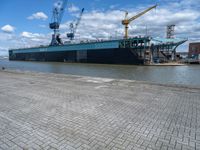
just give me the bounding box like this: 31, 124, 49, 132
0, 58, 200, 87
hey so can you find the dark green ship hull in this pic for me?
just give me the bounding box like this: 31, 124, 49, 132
9, 48, 144, 64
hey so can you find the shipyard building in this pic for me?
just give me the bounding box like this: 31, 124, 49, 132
189, 42, 200, 59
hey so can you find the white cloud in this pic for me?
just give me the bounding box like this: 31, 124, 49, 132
21, 31, 50, 43
68, 4, 80, 13
0, 47, 8, 56
0, 47, 8, 52
0, 31, 50, 53
21, 32, 37, 38
27, 12, 48, 20
1, 25, 15, 33
0, 32, 15, 41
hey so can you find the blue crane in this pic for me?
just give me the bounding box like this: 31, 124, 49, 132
67, 8, 84, 40
49, 0, 68, 46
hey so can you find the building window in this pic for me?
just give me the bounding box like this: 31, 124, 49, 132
192, 47, 196, 51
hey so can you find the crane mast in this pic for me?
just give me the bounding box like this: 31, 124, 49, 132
67, 8, 84, 40
122, 5, 157, 39
49, 0, 68, 46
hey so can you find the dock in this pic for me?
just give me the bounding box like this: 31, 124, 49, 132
0, 70, 200, 150
146, 62, 186, 66
184, 59, 200, 64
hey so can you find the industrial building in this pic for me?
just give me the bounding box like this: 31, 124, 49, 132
189, 42, 200, 59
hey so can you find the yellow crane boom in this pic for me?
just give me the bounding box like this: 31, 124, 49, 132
122, 4, 157, 39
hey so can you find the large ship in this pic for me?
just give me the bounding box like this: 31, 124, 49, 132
8, 1, 186, 65
9, 37, 187, 65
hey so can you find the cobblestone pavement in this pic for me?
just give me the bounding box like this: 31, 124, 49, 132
0, 70, 200, 150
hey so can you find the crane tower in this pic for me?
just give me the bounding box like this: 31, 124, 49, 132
67, 8, 84, 40
122, 5, 157, 39
49, 0, 68, 46
166, 25, 175, 39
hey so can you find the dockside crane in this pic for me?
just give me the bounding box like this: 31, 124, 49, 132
49, 0, 68, 46
122, 5, 157, 39
67, 8, 84, 40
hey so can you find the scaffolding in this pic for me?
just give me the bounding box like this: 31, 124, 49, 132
166, 25, 175, 39
119, 37, 187, 64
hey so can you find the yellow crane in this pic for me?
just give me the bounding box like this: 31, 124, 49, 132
122, 5, 157, 39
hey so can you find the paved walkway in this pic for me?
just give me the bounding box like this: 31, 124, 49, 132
0, 70, 200, 150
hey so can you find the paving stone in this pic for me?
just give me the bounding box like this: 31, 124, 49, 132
0, 70, 200, 150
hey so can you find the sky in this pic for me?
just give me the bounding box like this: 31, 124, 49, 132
0, 0, 200, 56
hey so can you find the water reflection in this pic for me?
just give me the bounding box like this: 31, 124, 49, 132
0, 58, 199, 87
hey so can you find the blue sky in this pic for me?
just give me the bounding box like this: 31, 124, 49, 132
0, 0, 156, 34
0, 0, 200, 55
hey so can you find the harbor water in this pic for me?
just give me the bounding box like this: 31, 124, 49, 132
0, 57, 200, 87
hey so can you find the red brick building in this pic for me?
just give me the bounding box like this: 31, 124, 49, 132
189, 42, 200, 58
